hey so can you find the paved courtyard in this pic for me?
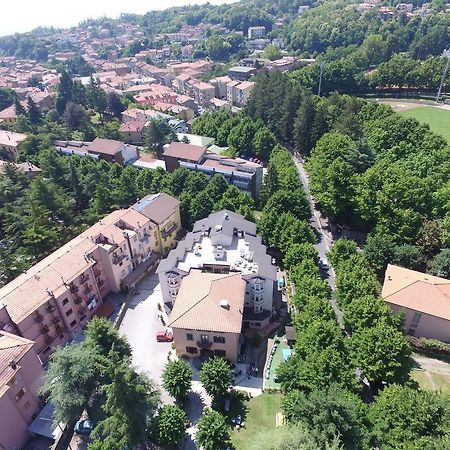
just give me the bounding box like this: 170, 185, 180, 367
119, 272, 174, 403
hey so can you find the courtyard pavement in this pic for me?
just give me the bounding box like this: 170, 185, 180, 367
119, 272, 174, 403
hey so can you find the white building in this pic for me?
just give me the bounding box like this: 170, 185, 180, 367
248, 26, 266, 39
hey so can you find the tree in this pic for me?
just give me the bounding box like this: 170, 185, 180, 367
253, 127, 277, 160
153, 404, 188, 447
107, 91, 125, 118
26, 96, 42, 125
91, 354, 159, 448
40, 343, 100, 424
162, 359, 192, 402
63, 101, 89, 130
344, 295, 402, 333
0, 87, 15, 111
369, 384, 450, 449
199, 357, 233, 404
56, 70, 73, 115
195, 409, 232, 450
282, 385, 370, 450
350, 320, 412, 393
145, 118, 176, 154
328, 239, 357, 269
14, 97, 26, 116
391, 244, 425, 271
85, 316, 132, 360
430, 248, 450, 278
263, 44, 282, 61
87, 76, 107, 118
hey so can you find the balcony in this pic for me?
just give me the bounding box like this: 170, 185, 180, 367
112, 253, 126, 265
93, 268, 101, 277
50, 315, 60, 324
97, 278, 105, 287
161, 223, 177, 239
69, 284, 79, 294
33, 312, 43, 322
83, 284, 92, 295
79, 274, 89, 284
55, 323, 65, 334
45, 303, 56, 313
197, 340, 212, 349
139, 233, 149, 242
40, 324, 49, 334
43, 334, 53, 344
74, 297, 82, 305
252, 284, 264, 294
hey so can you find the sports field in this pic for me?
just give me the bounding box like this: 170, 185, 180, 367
398, 106, 450, 142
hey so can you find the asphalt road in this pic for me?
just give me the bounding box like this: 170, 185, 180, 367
292, 153, 345, 329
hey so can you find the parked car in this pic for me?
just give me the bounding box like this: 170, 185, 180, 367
156, 331, 173, 342
319, 258, 329, 270
74, 419, 93, 436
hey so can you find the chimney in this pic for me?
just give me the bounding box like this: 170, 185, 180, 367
220, 299, 230, 310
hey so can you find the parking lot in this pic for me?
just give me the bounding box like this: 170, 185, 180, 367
119, 272, 174, 403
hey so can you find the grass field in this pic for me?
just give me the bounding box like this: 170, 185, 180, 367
411, 369, 450, 394
398, 106, 450, 142
231, 393, 282, 450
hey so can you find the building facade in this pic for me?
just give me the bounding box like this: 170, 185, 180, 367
382, 264, 450, 342
0, 331, 44, 450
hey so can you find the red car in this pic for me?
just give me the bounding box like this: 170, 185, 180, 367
156, 331, 173, 342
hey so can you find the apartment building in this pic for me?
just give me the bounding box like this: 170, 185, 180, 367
132, 193, 182, 256
192, 82, 216, 107
0, 130, 27, 161
163, 142, 263, 198
157, 210, 277, 361
0, 331, 44, 450
0, 194, 181, 363
248, 26, 266, 39
228, 66, 257, 81
210, 76, 232, 99
234, 81, 256, 107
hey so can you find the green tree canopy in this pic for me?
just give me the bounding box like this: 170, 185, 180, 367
195, 409, 232, 450
199, 357, 233, 404
162, 359, 192, 401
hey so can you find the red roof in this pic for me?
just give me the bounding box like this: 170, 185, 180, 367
163, 142, 206, 162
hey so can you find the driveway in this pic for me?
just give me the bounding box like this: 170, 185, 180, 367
119, 272, 173, 403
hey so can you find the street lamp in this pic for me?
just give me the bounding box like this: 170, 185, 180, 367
436, 49, 450, 103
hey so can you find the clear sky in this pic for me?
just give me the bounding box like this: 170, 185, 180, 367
0, 0, 238, 36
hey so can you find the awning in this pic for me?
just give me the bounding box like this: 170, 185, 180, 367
28, 402, 59, 440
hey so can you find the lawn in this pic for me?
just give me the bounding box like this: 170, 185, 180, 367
411, 369, 450, 394
230, 393, 282, 450
398, 106, 450, 142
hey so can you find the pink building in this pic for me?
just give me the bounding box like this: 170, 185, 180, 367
0, 194, 181, 364
382, 264, 450, 342
0, 330, 44, 450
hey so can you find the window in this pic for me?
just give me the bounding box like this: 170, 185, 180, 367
121, 269, 126, 278
411, 312, 422, 325
213, 336, 225, 344
65, 308, 73, 317
15, 388, 25, 401
186, 333, 193, 341
214, 349, 226, 357
70, 320, 77, 327
80, 315, 86, 322
186, 347, 198, 354
62, 298, 69, 306
200, 334, 209, 343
